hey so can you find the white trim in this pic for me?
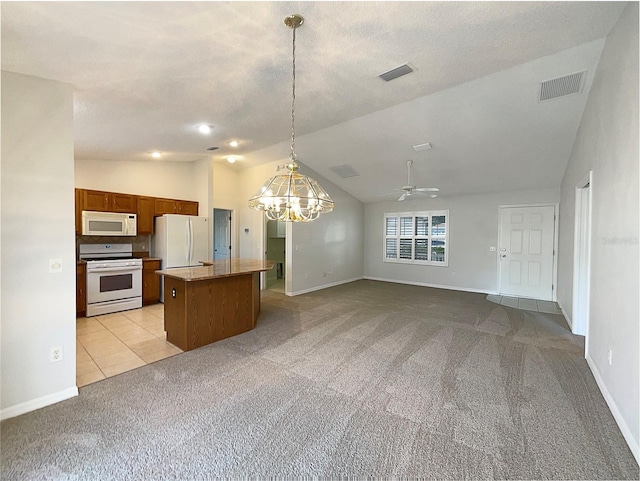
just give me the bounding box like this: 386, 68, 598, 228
288, 277, 364, 296
364, 276, 496, 295
556, 298, 573, 331
212, 206, 237, 259
383, 210, 449, 267
586, 355, 640, 465
1, 386, 79, 421
571, 172, 592, 341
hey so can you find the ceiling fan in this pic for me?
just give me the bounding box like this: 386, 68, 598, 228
388, 160, 439, 201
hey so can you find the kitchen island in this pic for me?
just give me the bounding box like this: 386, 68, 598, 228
156, 259, 274, 351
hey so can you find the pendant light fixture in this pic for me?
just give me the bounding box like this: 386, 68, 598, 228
248, 14, 334, 222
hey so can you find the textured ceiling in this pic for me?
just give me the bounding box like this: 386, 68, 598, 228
1, 1, 627, 202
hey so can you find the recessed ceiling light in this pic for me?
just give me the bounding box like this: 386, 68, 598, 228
228, 140, 239, 148
151, 151, 161, 158
198, 124, 213, 134
226, 156, 237, 164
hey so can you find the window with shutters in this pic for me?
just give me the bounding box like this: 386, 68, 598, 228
384, 210, 449, 266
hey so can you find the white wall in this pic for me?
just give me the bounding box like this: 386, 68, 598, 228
1, 71, 78, 418
236, 158, 365, 295
213, 161, 242, 258
288, 162, 365, 295
75, 158, 208, 206
364, 189, 559, 293
557, 2, 639, 461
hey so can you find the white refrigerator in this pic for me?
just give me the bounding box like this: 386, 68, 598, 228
153, 214, 209, 301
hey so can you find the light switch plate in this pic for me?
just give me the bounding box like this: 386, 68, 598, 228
49, 258, 63, 273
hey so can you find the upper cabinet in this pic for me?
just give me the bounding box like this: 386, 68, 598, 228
82, 189, 137, 213
179, 201, 198, 216
75, 188, 198, 236
75, 189, 83, 235
154, 198, 199, 217
137, 196, 155, 235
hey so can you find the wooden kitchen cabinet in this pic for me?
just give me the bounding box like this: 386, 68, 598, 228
178, 200, 198, 216
76, 262, 86, 317
111, 192, 137, 213
81, 189, 137, 214
137, 196, 155, 234
82, 189, 110, 211
142, 259, 161, 305
75, 189, 198, 236
154, 198, 199, 216
154, 198, 178, 216
75, 189, 83, 235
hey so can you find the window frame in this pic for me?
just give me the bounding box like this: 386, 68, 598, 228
383, 210, 449, 266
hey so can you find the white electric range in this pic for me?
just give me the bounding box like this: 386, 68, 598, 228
79, 244, 142, 317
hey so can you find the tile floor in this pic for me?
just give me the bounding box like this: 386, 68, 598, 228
76, 304, 182, 387
486, 294, 563, 315
267, 278, 285, 293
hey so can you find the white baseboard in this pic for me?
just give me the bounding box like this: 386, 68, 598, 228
288, 277, 364, 296
556, 299, 574, 331
586, 355, 639, 465
363, 276, 496, 295
1, 386, 78, 421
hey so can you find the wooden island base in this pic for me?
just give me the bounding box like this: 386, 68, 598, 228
157, 259, 274, 352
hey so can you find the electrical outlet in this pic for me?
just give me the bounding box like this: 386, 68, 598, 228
50, 346, 63, 363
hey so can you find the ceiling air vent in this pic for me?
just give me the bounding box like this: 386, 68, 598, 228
329, 164, 360, 178
412, 142, 432, 152
378, 63, 414, 82
539, 70, 586, 102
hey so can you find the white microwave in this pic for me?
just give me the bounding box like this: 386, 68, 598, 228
82, 211, 137, 236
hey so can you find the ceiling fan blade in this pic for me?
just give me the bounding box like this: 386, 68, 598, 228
398, 193, 407, 202
414, 187, 439, 192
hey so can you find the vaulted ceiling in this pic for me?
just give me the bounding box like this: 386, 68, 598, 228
1, 2, 627, 202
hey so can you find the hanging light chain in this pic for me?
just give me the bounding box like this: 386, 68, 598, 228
247, 14, 335, 222
290, 24, 297, 163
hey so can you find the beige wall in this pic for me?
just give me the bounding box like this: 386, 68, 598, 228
557, 2, 639, 461
1, 71, 77, 418
364, 189, 560, 294
75, 158, 208, 206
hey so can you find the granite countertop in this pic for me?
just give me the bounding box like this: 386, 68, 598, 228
156, 259, 274, 281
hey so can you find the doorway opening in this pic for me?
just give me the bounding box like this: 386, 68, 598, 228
213, 208, 232, 260
265, 220, 285, 292
572, 173, 592, 341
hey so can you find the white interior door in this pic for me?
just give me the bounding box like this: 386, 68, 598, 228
499, 205, 556, 300
213, 209, 231, 260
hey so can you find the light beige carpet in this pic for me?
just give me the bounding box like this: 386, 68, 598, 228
1, 280, 637, 479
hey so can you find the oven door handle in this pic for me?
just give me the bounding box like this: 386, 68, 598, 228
87, 266, 142, 273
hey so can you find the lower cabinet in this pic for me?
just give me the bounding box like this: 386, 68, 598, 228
76, 262, 86, 317
142, 259, 161, 305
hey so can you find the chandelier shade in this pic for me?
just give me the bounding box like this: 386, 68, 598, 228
248, 162, 334, 222
248, 14, 334, 222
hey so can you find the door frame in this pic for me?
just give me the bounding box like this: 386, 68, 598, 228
262, 216, 292, 295
571, 172, 592, 343
212, 207, 236, 260
497, 203, 559, 300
